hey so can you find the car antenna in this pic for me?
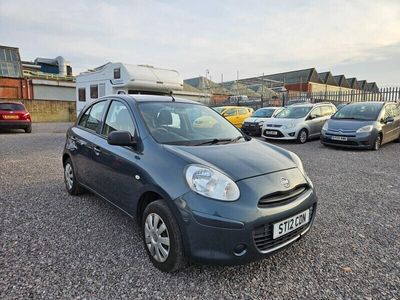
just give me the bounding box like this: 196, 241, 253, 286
170, 91, 176, 102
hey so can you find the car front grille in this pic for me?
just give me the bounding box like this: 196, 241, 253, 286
258, 184, 309, 207
253, 205, 315, 253
266, 124, 282, 128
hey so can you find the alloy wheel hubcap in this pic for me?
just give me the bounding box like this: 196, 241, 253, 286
65, 163, 74, 190
300, 131, 307, 143
144, 213, 170, 263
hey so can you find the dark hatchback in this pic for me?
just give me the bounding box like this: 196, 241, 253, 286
321, 102, 400, 150
63, 95, 317, 272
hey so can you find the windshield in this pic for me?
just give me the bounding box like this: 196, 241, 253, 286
0, 103, 25, 111
212, 107, 225, 114
138, 102, 245, 146
332, 103, 383, 121
251, 108, 275, 118
275, 106, 312, 119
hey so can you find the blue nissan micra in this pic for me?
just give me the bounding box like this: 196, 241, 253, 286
63, 95, 317, 272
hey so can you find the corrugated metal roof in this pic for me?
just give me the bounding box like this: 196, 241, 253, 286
333, 75, 351, 88
347, 77, 360, 89
318, 72, 337, 86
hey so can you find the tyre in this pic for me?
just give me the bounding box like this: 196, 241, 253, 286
142, 200, 186, 272
25, 125, 32, 133
64, 158, 83, 195
371, 134, 381, 151
297, 129, 308, 144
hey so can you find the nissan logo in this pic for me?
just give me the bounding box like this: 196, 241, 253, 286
280, 177, 290, 188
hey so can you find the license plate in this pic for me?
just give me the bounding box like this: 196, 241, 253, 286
273, 209, 310, 239
3, 115, 19, 120
265, 130, 277, 135
331, 136, 347, 141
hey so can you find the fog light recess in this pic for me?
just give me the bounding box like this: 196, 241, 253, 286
233, 243, 247, 256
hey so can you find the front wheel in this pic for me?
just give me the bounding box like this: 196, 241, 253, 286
25, 125, 32, 133
297, 129, 308, 144
371, 134, 381, 151
142, 200, 186, 272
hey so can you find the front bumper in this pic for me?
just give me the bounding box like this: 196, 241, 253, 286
261, 126, 298, 140
320, 131, 377, 149
173, 168, 317, 265
241, 123, 262, 135
0, 120, 31, 129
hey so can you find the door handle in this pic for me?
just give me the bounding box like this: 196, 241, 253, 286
93, 146, 101, 156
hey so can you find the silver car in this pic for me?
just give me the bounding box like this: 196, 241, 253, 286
261, 103, 337, 143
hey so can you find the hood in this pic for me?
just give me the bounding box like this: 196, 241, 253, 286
163, 139, 297, 181
327, 119, 376, 131
244, 117, 270, 123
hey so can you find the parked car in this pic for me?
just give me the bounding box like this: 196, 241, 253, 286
262, 103, 337, 143
241, 107, 284, 136
213, 105, 253, 128
321, 102, 400, 150
63, 95, 317, 272
0, 102, 32, 133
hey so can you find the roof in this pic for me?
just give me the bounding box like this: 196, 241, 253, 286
347, 77, 360, 89
333, 75, 351, 88
260, 68, 322, 84
366, 82, 379, 92
318, 72, 337, 86
357, 80, 367, 90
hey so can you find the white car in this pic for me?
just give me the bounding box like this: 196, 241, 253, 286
241, 107, 284, 136
261, 103, 337, 143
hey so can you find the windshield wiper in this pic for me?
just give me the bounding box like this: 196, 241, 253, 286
194, 138, 233, 146
227, 136, 245, 144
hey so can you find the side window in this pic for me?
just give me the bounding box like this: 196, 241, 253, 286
321, 106, 332, 116
78, 107, 91, 127
103, 101, 135, 137
239, 108, 248, 115
90, 85, 98, 99
393, 105, 400, 117
78, 88, 86, 102
310, 107, 322, 118
85, 101, 106, 132
224, 108, 237, 116
384, 106, 392, 118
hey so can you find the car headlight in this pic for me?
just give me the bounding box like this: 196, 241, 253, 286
356, 125, 373, 133
322, 122, 328, 131
282, 123, 296, 130
185, 165, 240, 201
258, 121, 264, 126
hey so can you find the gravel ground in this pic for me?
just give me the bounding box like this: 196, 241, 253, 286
1, 123, 399, 299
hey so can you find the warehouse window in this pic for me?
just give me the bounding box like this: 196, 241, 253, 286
0, 47, 22, 78
78, 88, 86, 102
90, 85, 98, 99
114, 68, 121, 79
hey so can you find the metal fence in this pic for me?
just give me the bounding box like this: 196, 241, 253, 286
209, 87, 400, 110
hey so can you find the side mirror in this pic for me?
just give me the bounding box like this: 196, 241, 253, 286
308, 115, 315, 120
384, 116, 394, 124
107, 131, 137, 146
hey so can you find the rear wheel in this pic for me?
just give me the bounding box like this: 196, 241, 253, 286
371, 134, 381, 151
297, 129, 308, 144
25, 125, 32, 133
142, 200, 186, 272
64, 158, 83, 195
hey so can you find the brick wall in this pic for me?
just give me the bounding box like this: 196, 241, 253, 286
1, 99, 76, 122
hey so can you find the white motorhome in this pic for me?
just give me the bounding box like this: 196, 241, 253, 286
75, 63, 184, 115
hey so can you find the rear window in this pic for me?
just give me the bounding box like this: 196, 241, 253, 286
0, 103, 25, 111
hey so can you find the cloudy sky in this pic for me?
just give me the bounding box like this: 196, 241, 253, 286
1, 0, 399, 86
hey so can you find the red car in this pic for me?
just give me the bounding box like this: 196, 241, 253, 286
0, 102, 32, 133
